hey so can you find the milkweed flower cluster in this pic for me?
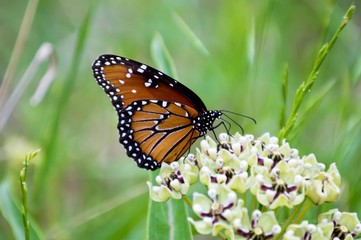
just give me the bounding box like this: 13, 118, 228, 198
147, 133, 361, 239
285, 209, 361, 240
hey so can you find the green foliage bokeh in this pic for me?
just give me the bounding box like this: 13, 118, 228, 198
0, 0, 360, 239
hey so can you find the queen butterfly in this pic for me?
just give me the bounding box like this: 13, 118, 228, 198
92, 54, 250, 170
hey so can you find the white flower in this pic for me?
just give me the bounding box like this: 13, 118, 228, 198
318, 209, 361, 239
250, 160, 305, 209
188, 185, 243, 239
285, 220, 333, 240
147, 156, 198, 202
303, 156, 341, 205
233, 210, 281, 239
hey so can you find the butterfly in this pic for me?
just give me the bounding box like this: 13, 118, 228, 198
92, 54, 252, 170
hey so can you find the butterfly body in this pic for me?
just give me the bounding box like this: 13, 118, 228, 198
92, 54, 222, 170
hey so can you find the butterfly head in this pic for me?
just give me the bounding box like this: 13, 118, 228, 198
193, 110, 223, 136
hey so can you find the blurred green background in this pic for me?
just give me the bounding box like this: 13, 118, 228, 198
0, 0, 360, 239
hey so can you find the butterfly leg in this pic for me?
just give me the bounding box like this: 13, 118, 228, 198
209, 120, 229, 143
221, 113, 245, 135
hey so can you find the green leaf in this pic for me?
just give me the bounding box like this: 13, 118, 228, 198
146, 195, 193, 240
171, 199, 193, 240
173, 13, 209, 56
151, 33, 178, 79
147, 199, 171, 240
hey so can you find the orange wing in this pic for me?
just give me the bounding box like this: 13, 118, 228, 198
92, 55, 207, 112
119, 100, 201, 169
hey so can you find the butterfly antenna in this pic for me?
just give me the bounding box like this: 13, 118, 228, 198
221, 114, 244, 135
220, 110, 256, 135
220, 110, 256, 124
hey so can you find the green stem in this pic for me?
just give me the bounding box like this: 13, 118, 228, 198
20, 172, 29, 240
275, 202, 304, 240
20, 149, 40, 240
293, 199, 313, 224
182, 195, 193, 208
260, 204, 267, 213
278, 4, 355, 142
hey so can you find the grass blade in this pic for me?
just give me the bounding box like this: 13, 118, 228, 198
151, 32, 178, 79
173, 13, 209, 56
33, 3, 95, 204
279, 63, 289, 129
0, 43, 55, 133
0, 0, 39, 107
278, 4, 355, 142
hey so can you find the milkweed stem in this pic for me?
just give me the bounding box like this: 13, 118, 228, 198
183, 195, 193, 208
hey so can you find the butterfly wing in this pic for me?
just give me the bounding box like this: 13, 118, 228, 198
92, 54, 206, 170
92, 54, 207, 112
120, 100, 200, 169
